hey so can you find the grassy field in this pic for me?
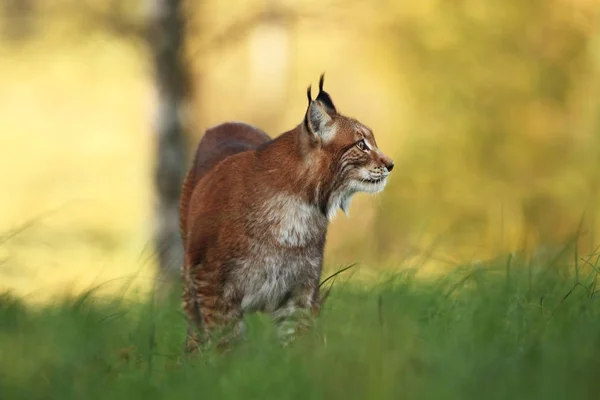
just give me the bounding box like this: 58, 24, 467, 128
2, 252, 599, 400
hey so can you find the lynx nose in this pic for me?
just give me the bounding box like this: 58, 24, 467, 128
379, 152, 394, 173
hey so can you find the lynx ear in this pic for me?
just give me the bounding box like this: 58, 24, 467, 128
316, 73, 337, 114
305, 98, 335, 142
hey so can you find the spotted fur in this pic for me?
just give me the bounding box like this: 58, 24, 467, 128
180, 74, 394, 352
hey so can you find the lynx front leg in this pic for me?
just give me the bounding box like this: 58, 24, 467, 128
271, 286, 319, 346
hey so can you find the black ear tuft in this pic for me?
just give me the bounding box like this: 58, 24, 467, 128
304, 84, 313, 133
316, 72, 337, 114
319, 73, 325, 92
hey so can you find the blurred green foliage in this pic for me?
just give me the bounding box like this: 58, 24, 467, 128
375, 0, 600, 267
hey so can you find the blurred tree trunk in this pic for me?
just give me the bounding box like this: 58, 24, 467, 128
147, 0, 191, 293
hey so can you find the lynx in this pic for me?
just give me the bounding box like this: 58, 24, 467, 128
179, 75, 394, 352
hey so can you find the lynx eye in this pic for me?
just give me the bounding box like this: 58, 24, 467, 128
356, 139, 368, 151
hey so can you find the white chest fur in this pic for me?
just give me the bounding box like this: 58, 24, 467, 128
238, 250, 320, 312
235, 195, 326, 313
262, 194, 327, 247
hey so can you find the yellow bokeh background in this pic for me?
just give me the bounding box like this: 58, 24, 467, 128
1, 0, 600, 301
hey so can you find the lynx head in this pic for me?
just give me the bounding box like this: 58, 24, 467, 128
303, 74, 394, 220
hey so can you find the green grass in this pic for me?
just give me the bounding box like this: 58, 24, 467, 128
2, 255, 600, 400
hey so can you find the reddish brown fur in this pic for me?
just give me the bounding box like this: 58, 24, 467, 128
179, 76, 394, 352
179, 122, 271, 248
